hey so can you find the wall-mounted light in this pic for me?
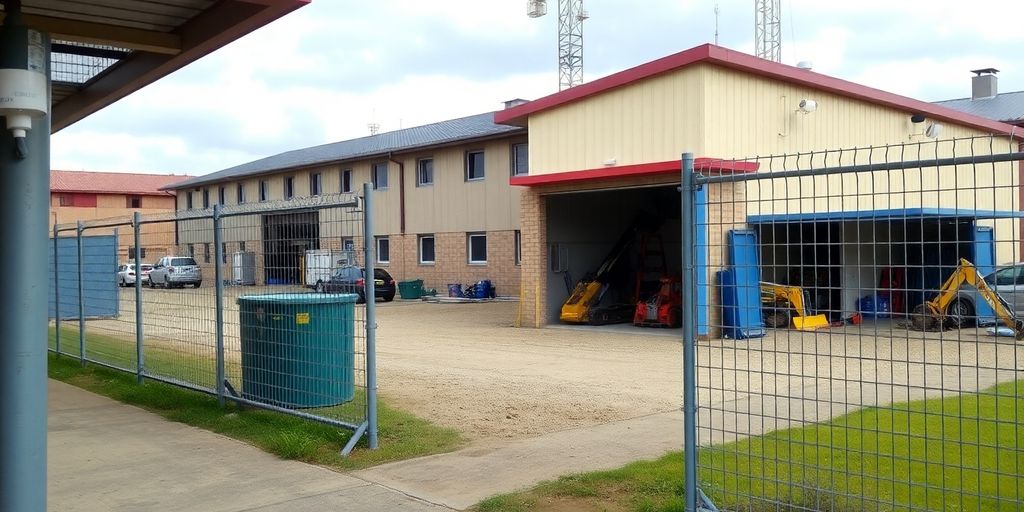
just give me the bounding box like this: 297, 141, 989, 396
910, 113, 927, 124
797, 99, 817, 113
925, 123, 943, 139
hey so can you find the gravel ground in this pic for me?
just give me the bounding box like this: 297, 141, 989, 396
73, 287, 1024, 443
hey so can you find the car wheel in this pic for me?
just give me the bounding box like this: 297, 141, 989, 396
314, 281, 324, 293
356, 292, 366, 304
947, 299, 974, 329
149, 277, 155, 288
164, 276, 171, 289
382, 292, 395, 302
118, 278, 124, 288
194, 281, 202, 289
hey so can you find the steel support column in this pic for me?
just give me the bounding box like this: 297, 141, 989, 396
0, 13, 50, 510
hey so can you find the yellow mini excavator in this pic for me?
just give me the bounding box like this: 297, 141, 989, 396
760, 282, 831, 331
910, 258, 1024, 339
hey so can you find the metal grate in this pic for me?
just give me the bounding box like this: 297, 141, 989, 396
50, 41, 130, 85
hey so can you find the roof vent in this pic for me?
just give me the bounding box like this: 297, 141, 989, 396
796, 61, 813, 71
503, 98, 529, 109
971, 68, 999, 100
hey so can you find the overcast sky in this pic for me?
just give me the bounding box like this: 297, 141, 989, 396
50, 0, 1024, 175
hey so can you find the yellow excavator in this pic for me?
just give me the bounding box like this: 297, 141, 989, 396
760, 282, 831, 331
910, 258, 1024, 339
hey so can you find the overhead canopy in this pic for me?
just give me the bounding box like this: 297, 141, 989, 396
1, 0, 309, 132
747, 208, 1024, 224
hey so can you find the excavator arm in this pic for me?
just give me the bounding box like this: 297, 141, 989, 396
911, 258, 1024, 339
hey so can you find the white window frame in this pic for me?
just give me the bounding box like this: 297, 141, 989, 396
341, 169, 353, 193
511, 143, 529, 176
416, 158, 434, 187
376, 236, 390, 264
465, 150, 485, 181
418, 234, 435, 265
284, 176, 295, 200
236, 183, 245, 204
467, 232, 487, 265
259, 180, 268, 202
218, 186, 225, 205
310, 172, 322, 196
372, 163, 389, 190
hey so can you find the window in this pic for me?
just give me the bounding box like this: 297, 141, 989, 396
127, 247, 147, 260
218, 186, 225, 205
468, 232, 487, 264
203, 243, 211, 264
259, 180, 268, 202
341, 169, 353, 193
418, 235, 435, 264
221, 242, 228, 264
186, 192, 193, 209
202, 188, 210, 209
284, 176, 294, 200
342, 238, 355, 252
417, 158, 434, 186
987, 266, 1024, 286
465, 150, 485, 181
512, 143, 529, 176
58, 193, 97, 207
239, 241, 246, 252
514, 230, 522, 265
187, 244, 195, 258
310, 172, 322, 196
372, 163, 389, 190
127, 196, 142, 208
237, 183, 245, 204
376, 237, 390, 264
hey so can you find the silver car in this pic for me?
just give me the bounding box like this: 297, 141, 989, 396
949, 263, 1024, 327
149, 256, 203, 289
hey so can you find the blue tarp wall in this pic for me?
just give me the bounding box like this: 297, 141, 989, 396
48, 235, 119, 319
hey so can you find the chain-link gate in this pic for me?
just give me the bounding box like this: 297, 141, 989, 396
49, 185, 379, 453
682, 136, 1024, 511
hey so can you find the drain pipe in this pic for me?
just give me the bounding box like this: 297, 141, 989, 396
388, 152, 406, 234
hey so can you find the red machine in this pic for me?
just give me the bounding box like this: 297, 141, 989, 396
634, 276, 682, 328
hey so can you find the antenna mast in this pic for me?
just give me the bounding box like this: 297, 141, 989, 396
754, 0, 781, 62
528, 0, 588, 90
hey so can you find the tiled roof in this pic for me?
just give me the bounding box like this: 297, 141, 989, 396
51, 171, 192, 196
166, 111, 525, 190
934, 90, 1024, 125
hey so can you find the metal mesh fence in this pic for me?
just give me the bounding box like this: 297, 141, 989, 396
685, 136, 1024, 511
49, 189, 377, 452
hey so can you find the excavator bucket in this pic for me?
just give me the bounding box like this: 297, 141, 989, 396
792, 314, 830, 331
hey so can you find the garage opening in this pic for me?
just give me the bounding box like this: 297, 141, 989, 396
545, 185, 682, 327
262, 211, 320, 285
755, 214, 989, 322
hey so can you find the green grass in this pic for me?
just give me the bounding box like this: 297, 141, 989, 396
476, 381, 1024, 512
48, 326, 464, 471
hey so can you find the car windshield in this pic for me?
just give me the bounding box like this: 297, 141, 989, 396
171, 258, 197, 266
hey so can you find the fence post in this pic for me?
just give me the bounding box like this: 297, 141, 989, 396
53, 223, 60, 357
213, 205, 226, 406
76, 221, 86, 366
133, 212, 144, 383
680, 152, 699, 512
363, 183, 379, 449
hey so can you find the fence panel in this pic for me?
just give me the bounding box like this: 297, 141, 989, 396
687, 136, 1024, 511
217, 192, 370, 436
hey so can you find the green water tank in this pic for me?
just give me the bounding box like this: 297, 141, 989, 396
237, 293, 358, 408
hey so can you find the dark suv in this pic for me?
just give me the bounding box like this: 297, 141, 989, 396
314, 266, 395, 303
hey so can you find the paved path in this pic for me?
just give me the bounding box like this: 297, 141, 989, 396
48, 380, 448, 512
355, 410, 683, 510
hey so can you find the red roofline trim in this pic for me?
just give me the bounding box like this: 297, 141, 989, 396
494, 44, 1019, 137
509, 158, 759, 187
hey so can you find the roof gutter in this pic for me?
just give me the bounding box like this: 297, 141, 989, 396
388, 152, 405, 234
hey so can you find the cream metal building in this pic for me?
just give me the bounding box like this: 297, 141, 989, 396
496, 44, 1021, 330
164, 112, 527, 293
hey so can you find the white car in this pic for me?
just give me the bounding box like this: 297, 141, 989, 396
149, 256, 202, 288
117, 263, 153, 287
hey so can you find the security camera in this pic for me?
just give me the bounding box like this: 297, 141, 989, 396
798, 99, 818, 113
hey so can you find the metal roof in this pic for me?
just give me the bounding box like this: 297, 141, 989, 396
1, 0, 309, 132
934, 90, 1024, 125
166, 112, 526, 190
